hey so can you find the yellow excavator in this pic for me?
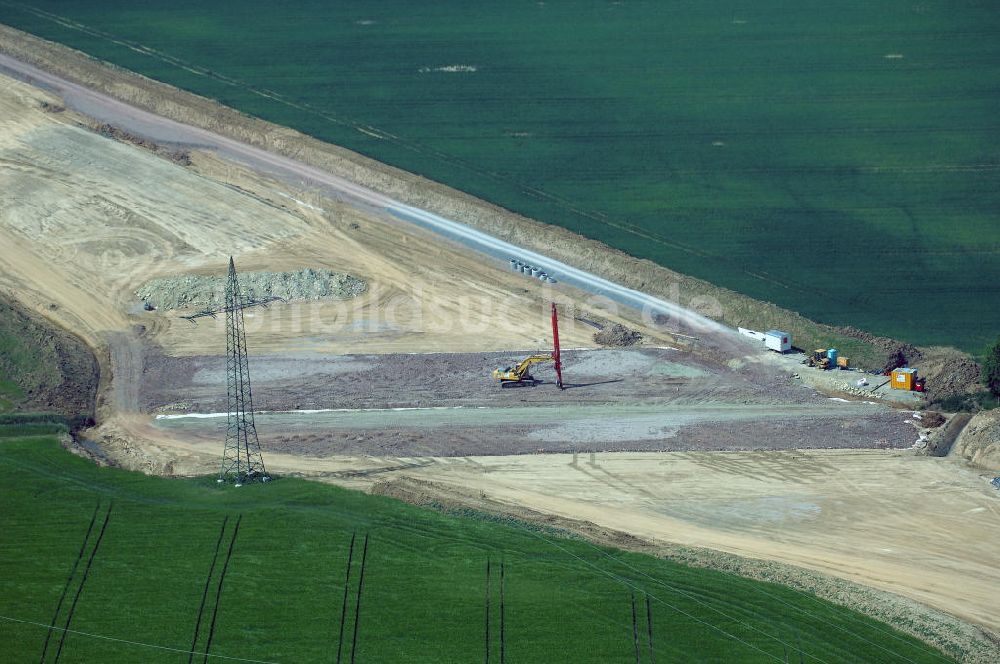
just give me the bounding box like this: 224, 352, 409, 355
492, 354, 555, 387
492, 303, 564, 389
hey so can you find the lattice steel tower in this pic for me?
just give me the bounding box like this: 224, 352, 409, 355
219, 257, 269, 485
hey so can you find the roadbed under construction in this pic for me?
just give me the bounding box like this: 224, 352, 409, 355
147, 346, 917, 457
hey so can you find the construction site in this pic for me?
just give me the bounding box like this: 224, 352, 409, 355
1, 22, 999, 663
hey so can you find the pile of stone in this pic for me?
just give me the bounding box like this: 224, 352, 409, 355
838, 383, 884, 399
136, 268, 367, 311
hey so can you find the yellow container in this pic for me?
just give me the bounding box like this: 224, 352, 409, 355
891, 368, 917, 390
837, 356, 849, 368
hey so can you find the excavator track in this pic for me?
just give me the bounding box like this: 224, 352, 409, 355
500, 377, 540, 388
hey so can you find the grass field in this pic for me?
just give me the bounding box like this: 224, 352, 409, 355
3, 1, 998, 353
0, 435, 958, 663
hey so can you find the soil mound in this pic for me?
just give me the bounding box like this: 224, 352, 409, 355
136, 268, 366, 311
919, 347, 981, 399
953, 409, 1000, 472
593, 323, 642, 347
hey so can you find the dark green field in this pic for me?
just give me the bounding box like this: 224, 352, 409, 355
0, 434, 956, 662
2, 1, 998, 352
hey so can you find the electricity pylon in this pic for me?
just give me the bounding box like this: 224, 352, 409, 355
218, 257, 269, 485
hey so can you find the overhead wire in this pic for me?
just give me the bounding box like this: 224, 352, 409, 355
0, 614, 281, 664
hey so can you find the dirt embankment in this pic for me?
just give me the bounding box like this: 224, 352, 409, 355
0, 292, 98, 419
0, 23, 981, 392
952, 410, 1000, 472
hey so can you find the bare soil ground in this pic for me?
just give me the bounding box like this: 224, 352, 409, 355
145, 346, 917, 456
368, 466, 1000, 663
142, 347, 781, 412
0, 71, 627, 365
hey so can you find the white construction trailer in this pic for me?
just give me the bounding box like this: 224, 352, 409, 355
765, 330, 792, 353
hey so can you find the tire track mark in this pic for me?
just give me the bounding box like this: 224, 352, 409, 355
335, 532, 356, 664
349, 534, 369, 664
188, 516, 229, 664
39, 503, 99, 664
201, 514, 241, 663
53, 503, 112, 663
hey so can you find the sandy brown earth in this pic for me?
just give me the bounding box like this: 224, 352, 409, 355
363, 452, 1000, 662
0, 72, 614, 359
1, 35, 999, 660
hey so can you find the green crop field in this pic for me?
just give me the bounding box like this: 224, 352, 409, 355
0, 434, 955, 662
2, 1, 999, 352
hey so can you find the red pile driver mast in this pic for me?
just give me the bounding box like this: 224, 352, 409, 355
551, 302, 563, 389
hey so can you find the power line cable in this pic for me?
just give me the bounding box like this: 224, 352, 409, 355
2, 614, 280, 663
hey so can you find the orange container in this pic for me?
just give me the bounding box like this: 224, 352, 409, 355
891, 368, 917, 390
